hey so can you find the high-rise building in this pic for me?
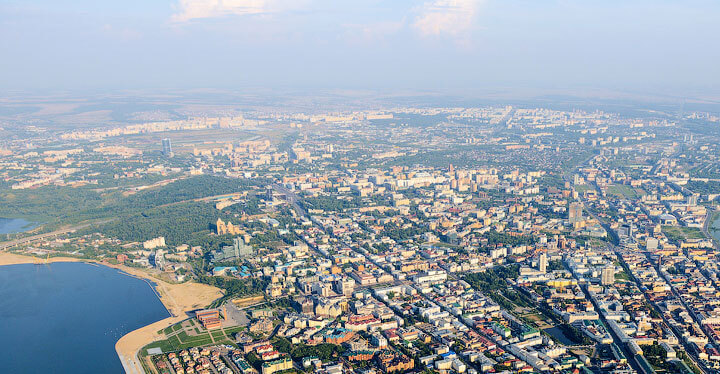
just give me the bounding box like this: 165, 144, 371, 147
231, 237, 253, 257
601, 266, 615, 285
538, 252, 548, 273
568, 202, 583, 224
162, 138, 173, 157
573, 174, 583, 185
153, 249, 166, 270
211, 236, 253, 262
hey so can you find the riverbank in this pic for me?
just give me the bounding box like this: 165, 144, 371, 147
709, 210, 720, 247
0, 252, 223, 374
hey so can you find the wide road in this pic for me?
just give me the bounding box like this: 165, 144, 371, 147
702, 208, 719, 250
566, 161, 709, 374
271, 184, 306, 219
578, 282, 647, 374
0, 219, 113, 251
643, 252, 711, 374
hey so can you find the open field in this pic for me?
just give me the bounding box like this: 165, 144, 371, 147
662, 226, 705, 242
606, 184, 644, 199
575, 184, 596, 193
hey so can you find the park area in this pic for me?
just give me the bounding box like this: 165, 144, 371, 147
606, 184, 645, 199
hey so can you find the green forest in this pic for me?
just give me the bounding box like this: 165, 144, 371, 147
0, 175, 268, 226
685, 180, 720, 195
464, 264, 521, 292
94, 201, 221, 246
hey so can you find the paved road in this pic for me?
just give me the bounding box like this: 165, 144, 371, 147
579, 282, 647, 374
282, 183, 558, 372
272, 184, 306, 219
0, 219, 114, 251
566, 158, 709, 374
702, 208, 719, 250
644, 253, 710, 374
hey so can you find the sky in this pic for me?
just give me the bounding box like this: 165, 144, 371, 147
1, 0, 719, 96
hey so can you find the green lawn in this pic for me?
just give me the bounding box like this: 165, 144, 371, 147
211, 330, 227, 339
160, 322, 185, 335
662, 226, 705, 242
142, 330, 238, 354
575, 184, 596, 193
615, 271, 630, 281
143, 335, 183, 353
224, 326, 245, 335
175, 331, 214, 344
606, 184, 643, 199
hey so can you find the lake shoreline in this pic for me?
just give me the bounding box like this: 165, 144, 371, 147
710, 210, 720, 246
0, 217, 41, 235
0, 252, 223, 374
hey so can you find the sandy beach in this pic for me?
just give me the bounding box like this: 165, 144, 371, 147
0, 251, 223, 374
114, 266, 223, 373
0, 251, 86, 266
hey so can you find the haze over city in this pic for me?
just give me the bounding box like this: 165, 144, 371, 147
2, 2, 720, 374
2, 0, 720, 95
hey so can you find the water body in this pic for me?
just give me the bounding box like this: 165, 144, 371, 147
0, 217, 38, 234
711, 213, 720, 245
544, 326, 577, 346
0, 262, 170, 373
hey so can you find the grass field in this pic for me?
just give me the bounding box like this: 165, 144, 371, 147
575, 184, 596, 193
615, 271, 630, 281
224, 326, 245, 335
606, 184, 644, 199
662, 226, 705, 242
160, 322, 185, 335
211, 330, 227, 339
142, 328, 238, 354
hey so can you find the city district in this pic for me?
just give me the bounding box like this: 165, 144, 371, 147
2, 105, 720, 374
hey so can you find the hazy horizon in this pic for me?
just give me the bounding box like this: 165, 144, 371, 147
2, 0, 720, 96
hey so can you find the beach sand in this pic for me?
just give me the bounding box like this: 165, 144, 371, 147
0, 251, 85, 266
114, 267, 223, 373
0, 252, 224, 374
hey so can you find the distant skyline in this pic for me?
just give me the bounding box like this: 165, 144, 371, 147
1, 0, 719, 96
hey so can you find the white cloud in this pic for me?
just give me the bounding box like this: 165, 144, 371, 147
413, 0, 483, 38
171, 0, 299, 22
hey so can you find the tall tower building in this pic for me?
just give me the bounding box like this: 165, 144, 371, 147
568, 202, 583, 224
538, 253, 548, 273
162, 138, 173, 157
601, 266, 615, 285
232, 237, 253, 257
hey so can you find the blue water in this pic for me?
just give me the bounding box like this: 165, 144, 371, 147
0, 217, 37, 234
711, 213, 720, 245
0, 262, 170, 373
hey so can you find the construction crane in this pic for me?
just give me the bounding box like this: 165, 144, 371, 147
32, 253, 50, 265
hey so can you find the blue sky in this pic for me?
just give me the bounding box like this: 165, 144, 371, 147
1, 0, 719, 95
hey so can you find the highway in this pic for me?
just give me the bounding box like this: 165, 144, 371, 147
0, 219, 114, 251
701, 208, 719, 250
